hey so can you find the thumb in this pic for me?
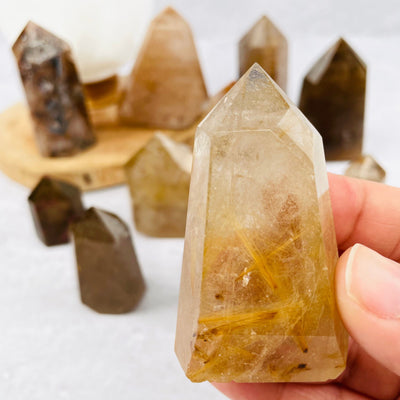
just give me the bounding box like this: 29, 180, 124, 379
336, 243, 400, 375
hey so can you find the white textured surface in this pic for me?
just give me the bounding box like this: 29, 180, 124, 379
1, 1, 400, 399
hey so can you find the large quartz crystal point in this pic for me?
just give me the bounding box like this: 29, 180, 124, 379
125, 133, 192, 237
119, 7, 208, 129
28, 176, 84, 246
175, 64, 347, 383
239, 16, 288, 91
12, 21, 96, 157
299, 38, 366, 161
71, 208, 146, 314
345, 154, 386, 183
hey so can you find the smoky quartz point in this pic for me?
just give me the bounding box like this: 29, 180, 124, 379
299, 38, 367, 160
125, 133, 192, 237
28, 176, 84, 246
175, 64, 347, 383
239, 16, 288, 91
12, 22, 96, 157
119, 7, 208, 129
71, 208, 145, 314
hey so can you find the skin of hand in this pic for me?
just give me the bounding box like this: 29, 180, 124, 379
213, 173, 400, 400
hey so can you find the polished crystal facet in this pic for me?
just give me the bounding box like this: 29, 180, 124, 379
299, 38, 366, 161
12, 22, 96, 157
125, 133, 192, 237
119, 7, 208, 129
175, 64, 347, 383
239, 16, 288, 91
345, 155, 386, 183
28, 176, 84, 246
71, 208, 145, 314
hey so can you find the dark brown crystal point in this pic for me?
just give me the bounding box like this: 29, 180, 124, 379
70, 208, 146, 314
239, 16, 288, 91
299, 38, 367, 160
28, 176, 84, 246
12, 21, 96, 157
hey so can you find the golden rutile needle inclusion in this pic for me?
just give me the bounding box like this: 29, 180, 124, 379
175, 64, 347, 383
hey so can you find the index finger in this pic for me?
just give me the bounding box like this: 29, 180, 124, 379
328, 173, 400, 260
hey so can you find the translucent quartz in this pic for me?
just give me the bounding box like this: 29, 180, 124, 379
28, 176, 84, 246
299, 38, 366, 161
125, 133, 192, 237
71, 208, 145, 314
239, 16, 288, 91
345, 155, 386, 183
12, 22, 95, 157
119, 7, 208, 129
175, 64, 347, 383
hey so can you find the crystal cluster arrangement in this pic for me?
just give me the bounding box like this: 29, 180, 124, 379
13, 22, 96, 157
28, 176, 146, 314
175, 64, 347, 382
14, 5, 391, 387
299, 38, 367, 160
125, 133, 192, 237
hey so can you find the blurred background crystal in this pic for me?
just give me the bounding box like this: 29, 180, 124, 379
0, 0, 154, 83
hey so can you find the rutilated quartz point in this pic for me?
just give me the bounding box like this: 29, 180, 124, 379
345, 154, 386, 183
175, 64, 347, 383
70, 208, 145, 314
12, 22, 96, 157
299, 38, 367, 161
239, 16, 288, 91
28, 176, 84, 246
119, 7, 208, 129
125, 133, 192, 237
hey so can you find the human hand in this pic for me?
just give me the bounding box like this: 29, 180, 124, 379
214, 173, 400, 400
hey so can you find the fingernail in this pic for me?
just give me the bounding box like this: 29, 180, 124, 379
346, 244, 400, 319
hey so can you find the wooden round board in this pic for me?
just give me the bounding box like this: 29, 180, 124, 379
0, 103, 196, 191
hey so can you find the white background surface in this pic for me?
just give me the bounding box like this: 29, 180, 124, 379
0, 1, 400, 399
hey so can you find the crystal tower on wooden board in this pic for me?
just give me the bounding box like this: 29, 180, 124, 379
71, 208, 146, 314
125, 133, 192, 238
12, 22, 96, 157
175, 64, 347, 383
239, 16, 288, 91
299, 38, 366, 160
119, 7, 208, 129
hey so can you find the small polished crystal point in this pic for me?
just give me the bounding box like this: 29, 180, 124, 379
345, 155, 386, 183
299, 38, 367, 161
125, 133, 192, 237
175, 64, 347, 383
28, 176, 84, 246
12, 22, 96, 157
70, 208, 145, 314
119, 7, 208, 129
239, 16, 288, 91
